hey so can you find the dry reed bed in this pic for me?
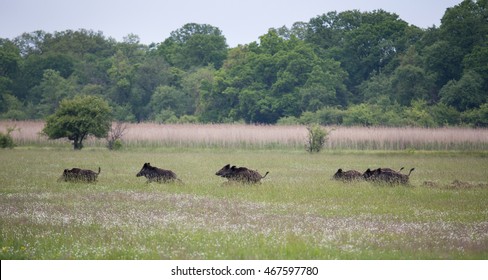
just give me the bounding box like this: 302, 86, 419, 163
1, 121, 487, 150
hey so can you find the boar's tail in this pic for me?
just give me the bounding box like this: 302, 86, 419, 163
408, 168, 415, 176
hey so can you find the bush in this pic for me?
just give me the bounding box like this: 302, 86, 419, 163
178, 115, 199, 124
106, 122, 127, 151
315, 107, 344, 125
277, 116, 300, 125
111, 139, 123, 150
343, 104, 377, 126
462, 103, 488, 127
0, 132, 15, 149
305, 124, 328, 153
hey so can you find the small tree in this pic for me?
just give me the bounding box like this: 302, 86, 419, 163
106, 122, 127, 150
306, 124, 329, 153
43, 95, 112, 150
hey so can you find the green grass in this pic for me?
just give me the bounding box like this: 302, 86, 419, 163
1, 148, 487, 259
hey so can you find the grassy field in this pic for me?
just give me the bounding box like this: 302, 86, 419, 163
1, 147, 487, 259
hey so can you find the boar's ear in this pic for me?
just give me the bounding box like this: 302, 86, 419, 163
224, 164, 230, 168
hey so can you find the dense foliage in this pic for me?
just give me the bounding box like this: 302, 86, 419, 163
1, 0, 487, 126
42, 95, 112, 149
0, 131, 15, 148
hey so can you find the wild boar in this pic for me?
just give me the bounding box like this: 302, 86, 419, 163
136, 162, 181, 183
333, 168, 363, 181
61, 167, 100, 182
216, 164, 269, 183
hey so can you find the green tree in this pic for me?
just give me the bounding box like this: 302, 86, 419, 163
428, 0, 488, 93
215, 33, 347, 123
40, 29, 115, 59
391, 64, 434, 106
440, 0, 488, 54
130, 56, 173, 121
300, 61, 348, 111
182, 66, 217, 115
158, 23, 228, 69
439, 71, 486, 111
423, 40, 464, 90
430, 103, 461, 126
107, 50, 134, 104
305, 11, 344, 50
0, 93, 27, 120
0, 39, 22, 116
402, 100, 436, 127
343, 103, 377, 126
15, 53, 75, 102
462, 102, 488, 127
463, 45, 488, 89
358, 72, 392, 104
43, 95, 112, 150
30, 69, 77, 117
0, 39, 20, 83
149, 85, 190, 118
308, 9, 418, 95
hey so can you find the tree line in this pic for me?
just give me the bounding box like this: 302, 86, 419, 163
1, 0, 487, 127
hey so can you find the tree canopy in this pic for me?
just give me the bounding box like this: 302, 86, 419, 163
42, 95, 112, 149
1, 1, 487, 127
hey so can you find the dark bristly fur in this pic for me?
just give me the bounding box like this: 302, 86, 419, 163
216, 164, 269, 183
381, 167, 404, 173
363, 167, 415, 185
215, 164, 233, 178
136, 162, 181, 183
61, 167, 100, 182
333, 168, 362, 181
363, 167, 405, 180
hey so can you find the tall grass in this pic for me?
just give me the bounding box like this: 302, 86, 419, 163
1, 121, 487, 150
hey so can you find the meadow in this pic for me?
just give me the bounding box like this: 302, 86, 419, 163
1, 122, 488, 259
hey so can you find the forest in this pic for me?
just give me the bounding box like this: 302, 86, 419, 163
1, 0, 487, 126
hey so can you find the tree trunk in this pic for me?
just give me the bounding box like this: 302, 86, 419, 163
73, 135, 84, 150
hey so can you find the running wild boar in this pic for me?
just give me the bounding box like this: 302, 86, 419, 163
136, 162, 181, 183
61, 167, 100, 182
216, 164, 269, 183
333, 168, 363, 181
363, 167, 415, 185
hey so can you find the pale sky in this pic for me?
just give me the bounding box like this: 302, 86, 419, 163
0, 0, 463, 47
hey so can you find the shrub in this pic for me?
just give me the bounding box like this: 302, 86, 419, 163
111, 139, 123, 150
277, 116, 300, 125
0, 131, 15, 148
305, 124, 328, 153
462, 103, 488, 127
106, 122, 127, 150
315, 107, 344, 125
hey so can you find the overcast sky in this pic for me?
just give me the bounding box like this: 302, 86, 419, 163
0, 0, 463, 47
